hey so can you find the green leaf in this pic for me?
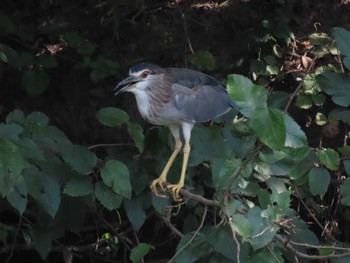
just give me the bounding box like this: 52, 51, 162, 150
26, 111, 49, 126
316, 71, 350, 107
130, 243, 154, 263
25, 169, 61, 218
61, 144, 97, 175
124, 194, 148, 231
318, 148, 340, 171
63, 176, 93, 196
127, 122, 144, 153
96, 107, 129, 127
21, 69, 49, 96
6, 176, 27, 214
340, 177, 350, 206
37, 54, 57, 68
295, 92, 313, 109
6, 109, 25, 124
0, 123, 23, 139
248, 207, 279, 250
187, 50, 215, 71
227, 74, 267, 117
206, 226, 236, 260
332, 27, 350, 57
308, 167, 331, 196
284, 114, 307, 147
176, 232, 211, 262
231, 214, 252, 239
32, 225, 53, 259
101, 160, 131, 199
250, 108, 286, 150
211, 158, 242, 190
0, 14, 17, 35
95, 182, 123, 210
329, 108, 350, 124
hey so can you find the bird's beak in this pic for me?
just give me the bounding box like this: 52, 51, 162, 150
114, 75, 139, 95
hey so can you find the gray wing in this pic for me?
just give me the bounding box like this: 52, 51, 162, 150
166, 68, 236, 123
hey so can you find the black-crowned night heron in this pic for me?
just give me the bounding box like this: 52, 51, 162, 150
114, 63, 236, 201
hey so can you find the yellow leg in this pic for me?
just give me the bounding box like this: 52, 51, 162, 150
167, 143, 190, 201
150, 138, 182, 197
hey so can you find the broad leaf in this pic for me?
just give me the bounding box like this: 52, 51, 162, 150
316, 71, 350, 107
130, 243, 154, 263
21, 69, 49, 96
61, 144, 97, 175
284, 114, 307, 147
101, 160, 131, 199
318, 148, 340, 171
250, 107, 286, 150
227, 74, 267, 117
340, 177, 350, 206
96, 107, 129, 127
63, 176, 93, 196
332, 27, 350, 64
124, 195, 148, 231
95, 182, 123, 210
127, 122, 144, 153
6, 176, 28, 214
308, 167, 331, 196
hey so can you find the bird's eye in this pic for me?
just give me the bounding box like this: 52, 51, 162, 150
141, 71, 149, 78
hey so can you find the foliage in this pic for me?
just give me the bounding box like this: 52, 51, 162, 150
1, 1, 350, 263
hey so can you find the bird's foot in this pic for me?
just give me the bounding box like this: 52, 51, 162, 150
167, 183, 184, 202
150, 177, 167, 198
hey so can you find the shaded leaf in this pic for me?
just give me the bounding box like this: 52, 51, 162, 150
32, 225, 53, 259
127, 122, 144, 153
63, 176, 93, 196
6, 176, 27, 214
96, 107, 129, 127
95, 182, 123, 210
318, 148, 340, 171
21, 69, 49, 96
130, 243, 154, 263
187, 50, 215, 71
340, 177, 350, 206
316, 71, 350, 107
124, 195, 147, 231
61, 144, 97, 175
101, 160, 131, 199
308, 167, 331, 196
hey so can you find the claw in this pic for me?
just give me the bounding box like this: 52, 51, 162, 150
167, 184, 183, 202
150, 177, 167, 198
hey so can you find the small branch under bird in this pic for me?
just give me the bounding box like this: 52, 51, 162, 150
114, 63, 236, 201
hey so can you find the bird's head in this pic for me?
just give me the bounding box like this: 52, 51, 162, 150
114, 63, 164, 95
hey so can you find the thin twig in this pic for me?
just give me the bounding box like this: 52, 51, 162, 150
177, 5, 194, 54
168, 206, 208, 262
161, 182, 220, 207
88, 143, 134, 150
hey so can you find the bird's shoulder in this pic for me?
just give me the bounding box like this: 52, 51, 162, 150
164, 68, 226, 91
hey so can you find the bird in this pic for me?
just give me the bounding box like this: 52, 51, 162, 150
114, 63, 236, 201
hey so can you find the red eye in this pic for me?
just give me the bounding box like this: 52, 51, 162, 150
141, 71, 149, 78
